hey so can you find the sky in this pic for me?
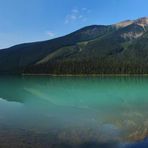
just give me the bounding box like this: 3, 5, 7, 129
0, 0, 148, 48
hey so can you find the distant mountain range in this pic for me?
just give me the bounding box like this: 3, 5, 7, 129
1, 17, 148, 74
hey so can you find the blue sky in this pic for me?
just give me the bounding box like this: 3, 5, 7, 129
0, 0, 148, 48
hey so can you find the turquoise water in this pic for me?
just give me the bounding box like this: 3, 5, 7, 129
0, 76, 148, 147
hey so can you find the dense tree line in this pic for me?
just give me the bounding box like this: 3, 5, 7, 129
23, 58, 148, 75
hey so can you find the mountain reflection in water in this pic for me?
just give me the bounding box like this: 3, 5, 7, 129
0, 76, 148, 148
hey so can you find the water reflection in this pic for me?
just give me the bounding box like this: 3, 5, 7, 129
0, 76, 148, 147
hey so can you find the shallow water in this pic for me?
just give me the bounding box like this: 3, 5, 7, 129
0, 76, 148, 147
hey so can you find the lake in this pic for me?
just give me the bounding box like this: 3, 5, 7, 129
0, 76, 148, 148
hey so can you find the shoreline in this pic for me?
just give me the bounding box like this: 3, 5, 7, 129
22, 73, 148, 77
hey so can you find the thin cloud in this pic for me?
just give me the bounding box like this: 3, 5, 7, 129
65, 8, 90, 24
46, 31, 56, 38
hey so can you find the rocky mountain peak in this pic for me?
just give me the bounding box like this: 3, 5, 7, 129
134, 17, 148, 26
113, 17, 148, 29
113, 20, 134, 28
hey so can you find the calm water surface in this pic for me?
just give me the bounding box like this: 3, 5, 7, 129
0, 76, 148, 147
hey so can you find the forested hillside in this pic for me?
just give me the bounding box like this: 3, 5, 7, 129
1, 17, 148, 74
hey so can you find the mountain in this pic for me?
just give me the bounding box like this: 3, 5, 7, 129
1, 17, 148, 74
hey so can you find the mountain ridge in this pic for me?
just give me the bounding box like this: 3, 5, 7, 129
1, 17, 148, 74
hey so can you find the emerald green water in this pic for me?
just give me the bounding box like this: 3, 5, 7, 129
0, 76, 148, 147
